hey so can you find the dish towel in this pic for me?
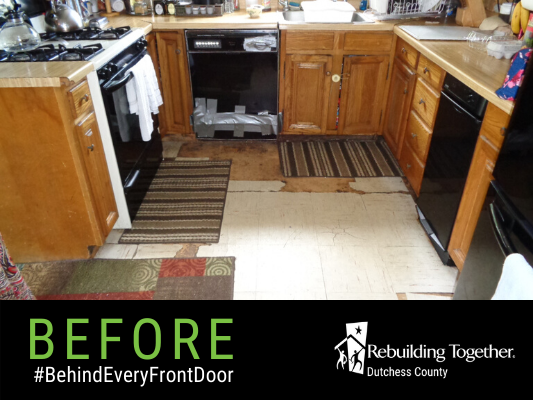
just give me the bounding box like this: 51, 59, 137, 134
126, 54, 163, 141
492, 253, 533, 300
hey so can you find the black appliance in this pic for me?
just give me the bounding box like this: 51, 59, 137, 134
454, 61, 533, 299
98, 37, 162, 221
186, 29, 278, 140
39, 26, 132, 41
416, 74, 488, 265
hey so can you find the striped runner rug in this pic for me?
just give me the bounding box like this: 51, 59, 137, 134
278, 138, 403, 178
119, 160, 231, 244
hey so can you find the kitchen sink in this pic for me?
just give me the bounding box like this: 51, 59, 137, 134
280, 11, 375, 24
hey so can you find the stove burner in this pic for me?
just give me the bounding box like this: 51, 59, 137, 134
0, 43, 104, 63
40, 26, 132, 41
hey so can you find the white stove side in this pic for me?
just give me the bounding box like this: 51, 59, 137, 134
87, 70, 132, 229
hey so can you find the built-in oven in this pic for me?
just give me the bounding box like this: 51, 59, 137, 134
186, 29, 279, 140
98, 37, 162, 221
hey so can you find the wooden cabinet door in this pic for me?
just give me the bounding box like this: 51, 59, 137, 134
146, 32, 166, 137
382, 61, 416, 158
156, 31, 193, 135
283, 54, 333, 134
338, 55, 389, 135
76, 112, 118, 240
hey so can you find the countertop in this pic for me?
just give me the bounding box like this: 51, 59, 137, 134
0, 12, 514, 115
394, 25, 513, 115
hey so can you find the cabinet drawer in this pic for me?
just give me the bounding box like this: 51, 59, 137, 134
344, 32, 393, 52
411, 77, 440, 128
69, 80, 93, 119
417, 55, 445, 90
286, 31, 335, 51
399, 142, 425, 196
404, 110, 432, 162
395, 38, 419, 69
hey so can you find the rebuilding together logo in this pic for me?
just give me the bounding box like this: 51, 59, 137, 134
334, 322, 516, 378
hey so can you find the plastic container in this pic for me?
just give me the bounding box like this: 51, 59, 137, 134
371, 0, 388, 14
301, 1, 355, 23
487, 40, 524, 59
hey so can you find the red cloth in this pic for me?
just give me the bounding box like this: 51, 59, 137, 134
0, 233, 35, 300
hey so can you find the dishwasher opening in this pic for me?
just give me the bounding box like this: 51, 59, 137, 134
186, 30, 279, 140
416, 74, 488, 265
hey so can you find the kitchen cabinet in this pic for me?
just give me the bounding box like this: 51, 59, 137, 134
448, 103, 510, 270
279, 30, 394, 136
283, 54, 333, 134
338, 55, 389, 135
382, 60, 416, 158
0, 77, 118, 263
156, 31, 193, 136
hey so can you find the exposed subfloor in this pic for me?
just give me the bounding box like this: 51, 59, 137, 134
98, 138, 458, 300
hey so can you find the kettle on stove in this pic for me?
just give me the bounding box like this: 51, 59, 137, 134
44, 0, 83, 32
0, 0, 41, 52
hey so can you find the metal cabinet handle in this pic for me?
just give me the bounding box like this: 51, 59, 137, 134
85, 128, 93, 137
406, 163, 412, 169
402, 48, 407, 54
176, 48, 181, 54
424, 67, 430, 74
411, 132, 417, 138
404, 89, 408, 94
419, 99, 425, 105
326, 71, 331, 76
87, 144, 94, 151
82, 94, 90, 103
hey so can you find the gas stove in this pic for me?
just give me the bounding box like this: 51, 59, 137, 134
0, 26, 144, 69
0, 43, 104, 62
40, 26, 132, 41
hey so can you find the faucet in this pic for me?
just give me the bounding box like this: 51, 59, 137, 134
278, 0, 289, 11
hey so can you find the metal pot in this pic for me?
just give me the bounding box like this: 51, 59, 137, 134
44, 1, 83, 33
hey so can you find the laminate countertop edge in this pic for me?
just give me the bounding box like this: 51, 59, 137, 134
394, 26, 514, 115
0, 62, 94, 88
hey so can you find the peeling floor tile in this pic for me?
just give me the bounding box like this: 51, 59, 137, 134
95, 244, 137, 260
133, 244, 184, 259
162, 141, 183, 159
105, 229, 124, 244
350, 177, 409, 193
228, 181, 286, 192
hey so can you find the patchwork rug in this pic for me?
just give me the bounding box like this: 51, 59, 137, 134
20, 257, 235, 300
278, 138, 403, 178
119, 160, 231, 244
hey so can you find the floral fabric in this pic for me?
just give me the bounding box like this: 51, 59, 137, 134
496, 48, 533, 102
0, 233, 35, 300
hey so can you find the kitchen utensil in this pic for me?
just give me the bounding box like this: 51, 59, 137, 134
0, 0, 41, 52
89, 16, 108, 28
44, 1, 84, 33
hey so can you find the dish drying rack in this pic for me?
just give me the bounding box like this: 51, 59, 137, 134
366, 0, 446, 20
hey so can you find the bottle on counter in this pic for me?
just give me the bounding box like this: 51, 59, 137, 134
261, 0, 270, 12
234, 0, 239, 11
166, 0, 177, 14
225, 0, 234, 13
153, 0, 166, 15
133, 0, 148, 14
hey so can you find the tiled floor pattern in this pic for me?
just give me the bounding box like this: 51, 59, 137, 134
94, 140, 459, 300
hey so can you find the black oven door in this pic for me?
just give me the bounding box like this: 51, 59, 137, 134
99, 53, 162, 220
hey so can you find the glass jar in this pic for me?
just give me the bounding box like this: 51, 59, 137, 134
0, 2, 41, 52
133, 0, 148, 15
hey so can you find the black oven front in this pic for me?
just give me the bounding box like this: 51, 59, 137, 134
98, 38, 162, 221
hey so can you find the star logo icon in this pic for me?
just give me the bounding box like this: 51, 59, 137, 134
355, 326, 362, 335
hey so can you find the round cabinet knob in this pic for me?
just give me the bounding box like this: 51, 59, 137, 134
87, 144, 94, 152
419, 99, 425, 105
326, 71, 331, 76
411, 133, 417, 138
82, 94, 90, 103
424, 67, 430, 74
406, 163, 412, 169
404, 89, 408, 94
332, 74, 341, 83
402, 48, 407, 54
175, 48, 181, 54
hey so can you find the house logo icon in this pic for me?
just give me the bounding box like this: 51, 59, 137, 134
334, 322, 368, 374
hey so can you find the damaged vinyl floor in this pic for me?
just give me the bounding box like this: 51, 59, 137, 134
98, 139, 458, 300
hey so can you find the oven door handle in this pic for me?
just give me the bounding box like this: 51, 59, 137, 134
489, 202, 517, 257
102, 72, 134, 94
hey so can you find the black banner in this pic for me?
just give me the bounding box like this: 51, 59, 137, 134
0, 302, 530, 396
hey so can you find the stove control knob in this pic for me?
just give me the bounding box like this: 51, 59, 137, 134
136, 38, 148, 50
